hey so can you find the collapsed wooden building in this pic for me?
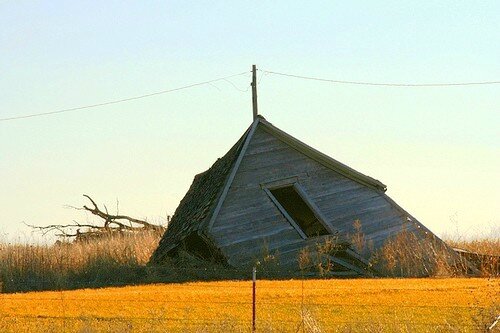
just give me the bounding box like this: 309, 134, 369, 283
149, 116, 462, 277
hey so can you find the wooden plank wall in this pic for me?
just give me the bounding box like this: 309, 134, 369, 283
210, 125, 424, 268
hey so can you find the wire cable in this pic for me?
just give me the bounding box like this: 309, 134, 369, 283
3, 68, 498, 123
261, 69, 500, 87
0, 71, 249, 122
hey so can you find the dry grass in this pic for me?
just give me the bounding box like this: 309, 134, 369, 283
444, 237, 500, 277
372, 229, 462, 277
445, 238, 500, 257
0, 231, 162, 292
1, 228, 499, 293
344, 219, 499, 278
0, 278, 498, 332
1, 228, 499, 331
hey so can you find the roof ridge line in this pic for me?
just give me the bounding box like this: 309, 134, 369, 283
203, 118, 261, 232
257, 117, 387, 192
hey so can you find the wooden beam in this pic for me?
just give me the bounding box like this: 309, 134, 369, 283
206, 119, 260, 231
292, 182, 337, 235
345, 248, 371, 266
264, 188, 308, 240
325, 255, 368, 276
251, 65, 258, 120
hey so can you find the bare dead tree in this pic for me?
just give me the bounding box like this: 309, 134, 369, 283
27, 194, 166, 241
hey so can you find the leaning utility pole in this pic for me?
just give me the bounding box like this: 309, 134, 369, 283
251, 64, 258, 120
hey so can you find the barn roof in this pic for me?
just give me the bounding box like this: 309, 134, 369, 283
150, 116, 387, 264
150, 125, 252, 263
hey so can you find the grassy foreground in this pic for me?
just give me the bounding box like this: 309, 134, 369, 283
0, 278, 498, 333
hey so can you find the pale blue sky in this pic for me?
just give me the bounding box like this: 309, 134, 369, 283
1, 1, 498, 241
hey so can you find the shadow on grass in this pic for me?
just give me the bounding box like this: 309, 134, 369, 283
0, 260, 357, 293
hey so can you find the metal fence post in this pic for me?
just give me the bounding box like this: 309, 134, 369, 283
252, 266, 256, 332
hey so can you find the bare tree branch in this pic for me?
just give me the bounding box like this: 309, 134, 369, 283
81, 194, 164, 231
27, 194, 166, 241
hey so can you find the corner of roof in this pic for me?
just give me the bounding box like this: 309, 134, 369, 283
256, 117, 388, 192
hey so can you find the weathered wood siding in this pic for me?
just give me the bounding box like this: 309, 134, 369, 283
210, 125, 426, 267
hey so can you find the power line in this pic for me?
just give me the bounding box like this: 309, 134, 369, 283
2, 68, 498, 123
0, 71, 249, 122
261, 69, 500, 87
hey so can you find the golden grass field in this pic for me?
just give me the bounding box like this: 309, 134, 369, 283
0, 278, 498, 333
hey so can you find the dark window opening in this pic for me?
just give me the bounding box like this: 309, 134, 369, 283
270, 185, 329, 237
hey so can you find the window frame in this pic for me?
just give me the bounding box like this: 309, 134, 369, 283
263, 181, 334, 239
